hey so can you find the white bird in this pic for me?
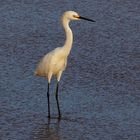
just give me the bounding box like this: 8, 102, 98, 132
35, 11, 95, 118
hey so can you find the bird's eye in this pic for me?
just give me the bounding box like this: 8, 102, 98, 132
73, 15, 78, 18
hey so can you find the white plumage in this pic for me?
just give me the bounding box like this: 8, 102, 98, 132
35, 11, 79, 83
35, 11, 95, 118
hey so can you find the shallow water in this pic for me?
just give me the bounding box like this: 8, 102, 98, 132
0, 0, 140, 140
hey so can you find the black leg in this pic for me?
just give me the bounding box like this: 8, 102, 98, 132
55, 82, 61, 118
47, 83, 50, 118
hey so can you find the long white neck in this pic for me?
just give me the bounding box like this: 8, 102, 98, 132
62, 18, 73, 56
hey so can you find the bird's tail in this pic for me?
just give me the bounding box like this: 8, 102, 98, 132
34, 70, 38, 76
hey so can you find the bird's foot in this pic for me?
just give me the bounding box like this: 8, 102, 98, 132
57, 114, 62, 120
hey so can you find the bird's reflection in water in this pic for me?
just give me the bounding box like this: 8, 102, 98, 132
34, 118, 61, 140
34, 116, 83, 140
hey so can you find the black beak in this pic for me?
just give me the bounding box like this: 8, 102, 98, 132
79, 16, 95, 22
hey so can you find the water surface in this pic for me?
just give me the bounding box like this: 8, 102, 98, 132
0, 0, 140, 139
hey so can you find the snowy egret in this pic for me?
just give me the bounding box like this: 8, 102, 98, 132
35, 11, 95, 118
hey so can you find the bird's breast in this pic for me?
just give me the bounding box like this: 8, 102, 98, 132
51, 58, 66, 75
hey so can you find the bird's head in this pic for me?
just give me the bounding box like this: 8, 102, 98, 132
62, 11, 95, 22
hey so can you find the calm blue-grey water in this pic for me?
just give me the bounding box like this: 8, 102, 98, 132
0, 0, 140, 140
